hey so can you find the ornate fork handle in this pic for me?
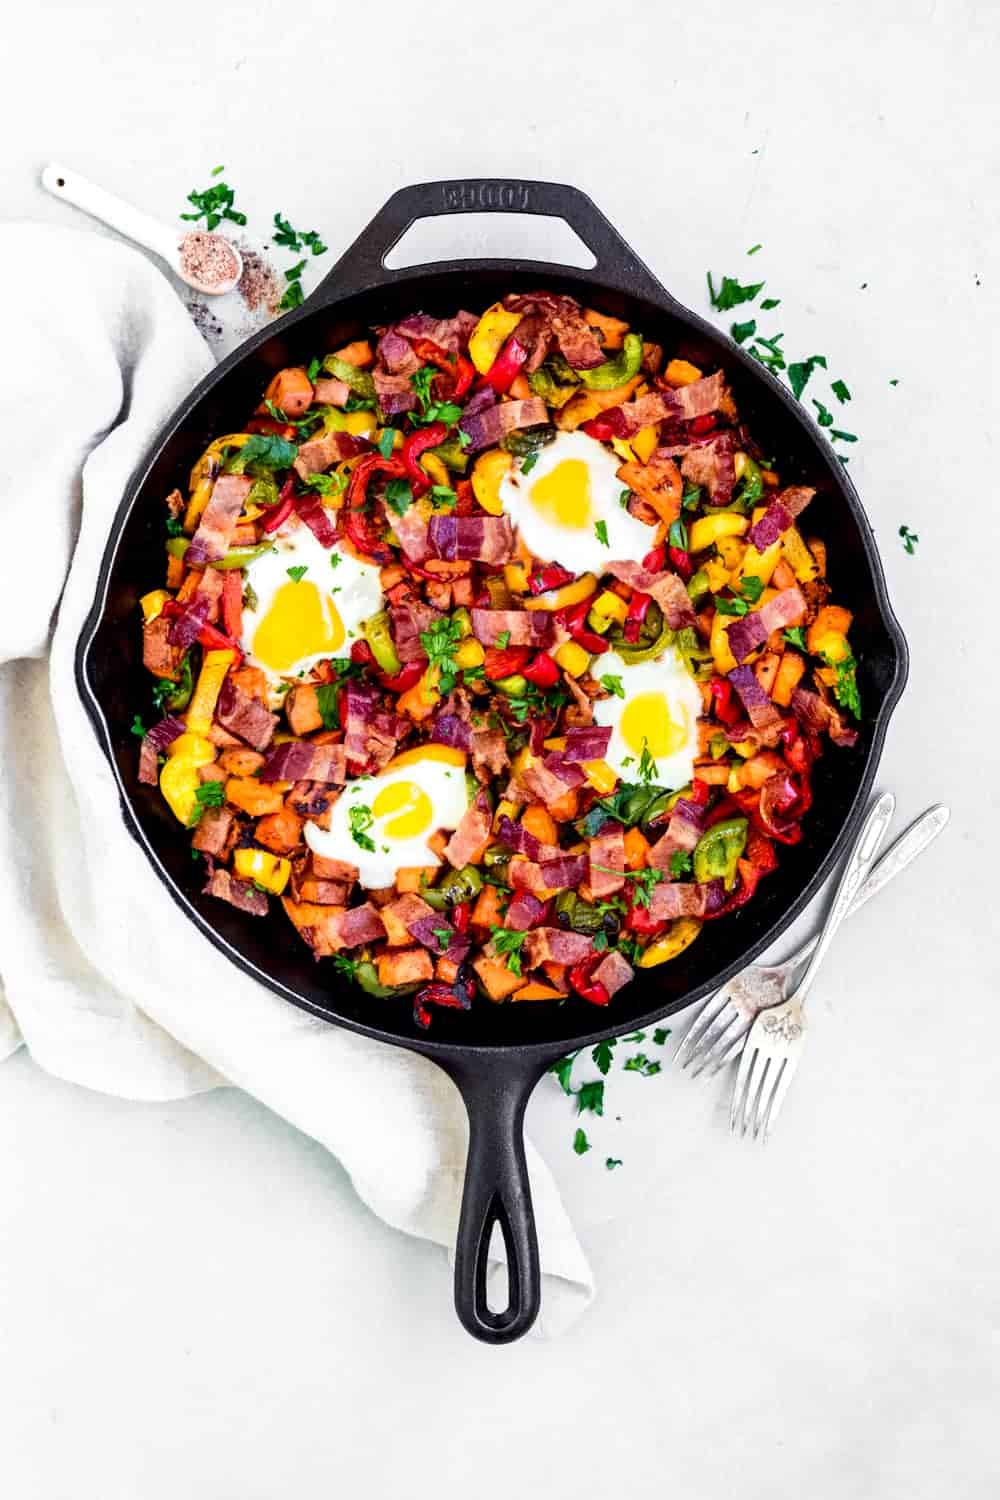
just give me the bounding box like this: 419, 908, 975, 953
787, 793, 896, 1008
781, 803, 948, 975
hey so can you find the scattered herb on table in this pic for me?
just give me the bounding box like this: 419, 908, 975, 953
180, 175, 247, 231
899, 524, 919, 555
573, 1128, 591, 1155
707, 273, 765, 311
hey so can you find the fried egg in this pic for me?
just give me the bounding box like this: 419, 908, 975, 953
499, 429, 657, 572
304, 747, 471, 889
593, 648, 703, 791
241, 520, 382, 691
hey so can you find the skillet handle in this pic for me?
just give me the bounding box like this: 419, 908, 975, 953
440, 1050, 554, 1344
314, 178, 669, 303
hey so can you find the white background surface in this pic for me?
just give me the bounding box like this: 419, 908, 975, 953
2, 3, 998, 1497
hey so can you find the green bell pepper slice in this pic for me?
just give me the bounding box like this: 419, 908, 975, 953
428, 436, 470, 473
502, 424, 557, 456
615, 619, 675, 665
576, 332, 644, 391
527, 366, 578, 409
212, 543, 271, 571
322, 355, 376, 400
353, 960, 421, 998
361, 611, 402, 677
693, 816, 748, 890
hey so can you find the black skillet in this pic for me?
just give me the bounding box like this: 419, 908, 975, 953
76, 179, 908, 1343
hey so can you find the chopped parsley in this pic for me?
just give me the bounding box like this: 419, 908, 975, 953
784, 626, 808, 650
186, 780, 225, 828
490, 926, 528, 978
576, 1080, 605, 1116
668, 517, 688, 551
731, 319, 756, 345
747, 243, 762, 256
286, 565, 308, 582
272, 212, 327, 256
606, 1157, 623, 1170
812, 399, 834, 428
760, 297, 781, 310
787, 354, 828, 401
420, 614, 464, 694
830, 428, 858, 443
331, 954, 357, 982
600, 673, 625, 699
592, 1039, 616, 1075
348, 804, 376, 853
624, 1053, 662, 1077
714, 593, 749, 617
315, 682, 340, 731
831, 379, 851, 403
739, 574, 764, 604
521, 453, 540, 475
595, 519, 610, 547
180, 176, 246, 231
637, 741, 658, 784
681, 481, 702, 511
433, 928, 453, 950
619, 866, 665, 909
165, 516, 184, 537
385, 478, 414, 515
749, 332, 786, 374
307, 357, 323, 383
377, 428, 395, 460
653, 1027, 670, 1045
669, 850, 693, 878
573, 1128, 591, 1156
707, 273, 765, 312
826, 653, 862, 718
899, 524, 919, 555
129, 714, 146, 738
411, 365, 463, 427
301, 470, 347, 497
619, 488, 632, 508
429, 484, 458, 510
495, 630, 511, 649
278, 259, 307, 312
224, 434, 297, 475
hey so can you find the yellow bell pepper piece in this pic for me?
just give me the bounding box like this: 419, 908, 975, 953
716, 535, 746, 571
524, 572, 598, 612
468, 303, 523, 375
611, 437, 636, 463
663, 359, 703, 387
396, 667, 441, 721
704, 557, 732, 592
589, 589, 629, 625
781, 526, 819, 583
632, 426, 659, 464
582, 759, 618, 795
419, 452, 450, 489
471, 448, 513, 516
185, 434, 254, 533
739, 512, 782, 586
810, 630, 850, 663
140, 589, 171, 622
504, 561, 530, 593
159, 732, 217, 825
186, 649, 237, 736
553, 641, 591, 678
233, 848, 291, 895
454, 638, 485, 670
689, 512, 749, 553
710, 608, 739, 674
638, 917, 702, 966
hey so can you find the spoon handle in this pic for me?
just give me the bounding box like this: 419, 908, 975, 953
41, 164, 180, 265
782, 803, 949, 973
788, 792, 895, 1007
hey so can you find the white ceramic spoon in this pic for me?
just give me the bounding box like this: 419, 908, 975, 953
41, 163, 243, 295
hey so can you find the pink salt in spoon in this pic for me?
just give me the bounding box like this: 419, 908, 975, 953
41, 163, 243, 295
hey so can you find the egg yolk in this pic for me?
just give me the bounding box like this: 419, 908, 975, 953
372, 780, 433, 840
251, 581, 344, 673
528, 459, 593, 530
620, 692, 690, 758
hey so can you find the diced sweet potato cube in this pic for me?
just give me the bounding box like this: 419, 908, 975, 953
473, 956, 525, 1001
377, 947, 433, 987
285, 684, 323, 736
217, 748, 265, 777
254, 804, 304, 854
225, 777, 285, 817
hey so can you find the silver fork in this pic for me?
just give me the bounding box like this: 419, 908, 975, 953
674, 802, 949, 1078
729, 792, 896, 1140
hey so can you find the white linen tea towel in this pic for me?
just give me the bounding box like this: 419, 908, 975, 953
0, 222, 593, 1335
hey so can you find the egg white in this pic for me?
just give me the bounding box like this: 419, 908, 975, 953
593, 648, 703, 792
304, 754, 471, 890
499, 429, 657, 572
241, 520, 382, 693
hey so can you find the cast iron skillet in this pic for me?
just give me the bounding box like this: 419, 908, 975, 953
76, 179, 908, 1343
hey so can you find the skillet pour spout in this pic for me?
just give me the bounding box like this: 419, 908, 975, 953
75, 178, 908, 1342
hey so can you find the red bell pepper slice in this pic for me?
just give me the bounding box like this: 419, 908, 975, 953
522, 652, 560, 689
483, 644, 532, 681
246, 415, 297, 439
402, 422, 448, 497
378, 659, 426, 694
668, 545, 693, 580
220, 569, 243, 642
451, 902, 470, 935
568, 954, 610, 1006
529, 562, 576, 596
622, 591, 652, 644
689, 413, 716, 436
346, 452, 406, 512
196, 619, 242, 658
343, 507, 393, 565
690, 777, 710, 806
262, 477, 297, 534
411, 339, 475, 402
642, 544, 666, 572
709, 675, 742, 727
483, 335, 529, 394
580, 415, 617, 442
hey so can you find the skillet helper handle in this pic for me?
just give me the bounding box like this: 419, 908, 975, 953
442, 1052, 552, 1344
317, 178, 669, 303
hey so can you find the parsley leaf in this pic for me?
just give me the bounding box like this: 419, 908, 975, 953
429, 484, 457, 510
668, 517, 689, 551
812, 398, 834, 428
186, 779, 225, 828
278, 279, 305, 313
739, 574, 764, 604
490, 926, 528, 978
576, 1080, 605, 1116
624, 1053, 662, 1077
315, 682, 340, 731
653, 1027, 670, 1045
433, 928, 453, 950
830, 428, 858, 443
619, 866, 665, 909
286, 565, 308, 583
550, 1054, 578, 1095
899, 524, 919, 555
180, 176, 246, 231
521, 452, 540, 476
420, 614, 464, 695
760, 297, 781, 310
165, 516, 184, 537
224, 434, 297, 475
595, 519, 610, 547
377, 428, 395, 460
495, 631, 511, 649
606, 1157, 623, 1170
573, 1128, 591, 1155
826, 653, 862, 718
681, 481, 702, 511
831, 379, 851, 403
783, 626, 808, 650
592, 1039, 616, 1075
669, 850, 693, 878
637, 741, 658, 785
331, 954, 357, 982
714, 593, 749, 617
348, 804, 376, 853
600, 674, 624, 699
385, 478, 414, 515
731, 318, 756, 344
272, 213, 327, 256
747, 243, 762, 256
301, 470, 347, 497
788, 354, 828, 400
707, 273, 765, 312
130, 714, 146, 738
307, 356, 322, 383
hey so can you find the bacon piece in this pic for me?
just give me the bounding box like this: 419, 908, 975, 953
603, 560, 696, 629
203, 866, 269, 916
294, 493, 339, 546
648, 798, 706, 871
563, 725, 612, 762
646, 880, 724, 921
392, 310, 478, 352
311, 376, 350, 406
143, 614, 185, 678
470, 609, 554, 648
679, 433, 736, 506
341, 682, 381, 768
726, 586, 807, 662
537, 854, 588, 891
502, 293, 605, 370
191, 806, 237, 858
215, 678, 278, 751
331, 903, 386, 949
259, 741, 348, 783
517, 759, 582, 805
293, 430, 368, 479
443, 800, 492, 869
791, 687, 859, 748
469, 727, 509, 781
457, 397, 549, 452
427, 514, 516, 564
745, 487, 814, 550
372, 367, 417, 416
524, 928, 594, 968
377, 328, 421, 375
588, 824, 625, 898
727, 666, 782, 731
592, 949, 633, 997
390, 601, 440, 663
186, 475, 253, 567
432, 713, 472, 751
504, 891, 549, 931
